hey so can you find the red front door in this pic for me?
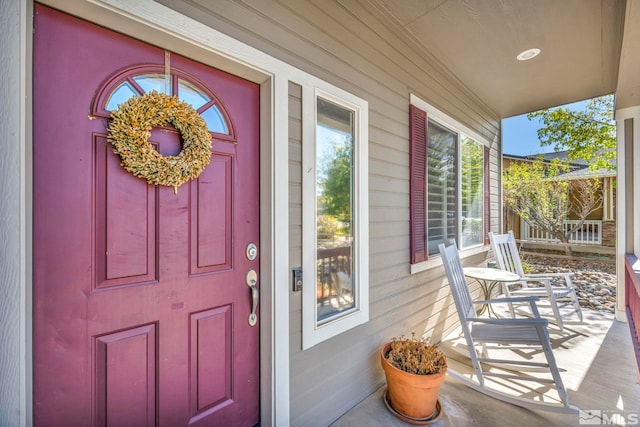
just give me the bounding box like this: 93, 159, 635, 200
33, 6, 260, 426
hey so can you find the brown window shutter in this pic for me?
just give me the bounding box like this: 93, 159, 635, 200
484, 146, 491, 245
410, 104, 428, 263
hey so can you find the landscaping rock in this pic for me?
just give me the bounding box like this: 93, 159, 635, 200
519, 253, 617, 313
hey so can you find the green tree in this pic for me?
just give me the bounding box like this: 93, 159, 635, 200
503, 158, 602, 255
527, 95, 616, 170
318, 142, 352, 233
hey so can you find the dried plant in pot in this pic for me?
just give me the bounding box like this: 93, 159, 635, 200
380, 333, 447, 425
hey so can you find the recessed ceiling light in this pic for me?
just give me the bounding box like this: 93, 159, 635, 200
517, 48, 541, 61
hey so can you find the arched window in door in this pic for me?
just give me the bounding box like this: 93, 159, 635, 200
91, 65, 235, 140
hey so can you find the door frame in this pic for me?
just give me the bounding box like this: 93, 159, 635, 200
26, 0, 296, 425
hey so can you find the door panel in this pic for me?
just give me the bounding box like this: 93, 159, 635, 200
33, 5, 260, 426
190, 306, 233, 415
94, 134, 158, 289
95, 324, 157, 427
190, 153, 233, 274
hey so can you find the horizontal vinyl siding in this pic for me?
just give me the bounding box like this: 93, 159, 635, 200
159, 1, 501, 426
288, 82, 303, 354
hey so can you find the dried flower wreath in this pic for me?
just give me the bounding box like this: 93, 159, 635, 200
107, 91, 212, 193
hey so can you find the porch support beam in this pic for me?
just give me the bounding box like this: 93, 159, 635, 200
616, 106, 640, 323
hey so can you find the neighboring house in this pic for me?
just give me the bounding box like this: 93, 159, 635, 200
1, 1, 640, 427
503, 152, 616, 249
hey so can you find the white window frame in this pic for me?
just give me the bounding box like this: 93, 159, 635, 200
410, 94, 488, 274
302, 87, 369, 349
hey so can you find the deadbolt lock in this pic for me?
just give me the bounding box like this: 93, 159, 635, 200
246, 243, 258, 261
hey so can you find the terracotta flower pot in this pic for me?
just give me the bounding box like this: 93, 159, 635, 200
380, 343, 445, 421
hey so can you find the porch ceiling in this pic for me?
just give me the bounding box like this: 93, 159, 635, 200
365, 0, 627, 117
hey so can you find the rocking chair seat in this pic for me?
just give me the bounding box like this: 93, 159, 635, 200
471, 319, 547, 343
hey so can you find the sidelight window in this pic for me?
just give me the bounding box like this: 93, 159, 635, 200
302, 89, 368, 349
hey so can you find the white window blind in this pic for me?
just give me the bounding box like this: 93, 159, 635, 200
427, 121, 457, 256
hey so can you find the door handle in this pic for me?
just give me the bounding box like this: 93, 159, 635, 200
246, 270, 258, 326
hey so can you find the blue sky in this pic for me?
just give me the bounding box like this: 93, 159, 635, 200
502, 100, 588, 156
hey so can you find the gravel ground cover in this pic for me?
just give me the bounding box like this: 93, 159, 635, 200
520, 252, 617, 313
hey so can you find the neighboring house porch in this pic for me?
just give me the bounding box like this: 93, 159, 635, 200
503, 153, 617, 252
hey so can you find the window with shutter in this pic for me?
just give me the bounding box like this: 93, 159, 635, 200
409, 96, 490, 268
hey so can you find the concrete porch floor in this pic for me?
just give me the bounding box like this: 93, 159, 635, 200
331, 310, 640, 426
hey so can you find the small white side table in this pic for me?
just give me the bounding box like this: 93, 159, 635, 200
463, 267, 520, 317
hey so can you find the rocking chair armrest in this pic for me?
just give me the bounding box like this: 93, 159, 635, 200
473, 296, 541, 305
524, 272, 574, 279
521, 273, 575, 288
469, 317, 549, 326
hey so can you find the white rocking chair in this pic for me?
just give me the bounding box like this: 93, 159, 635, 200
439, 241, 578, 413
488, 231, 583, 330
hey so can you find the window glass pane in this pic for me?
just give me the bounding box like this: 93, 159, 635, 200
316, 97, 355, 323
133, 74, 171, 95
106, 82, 140, 111
461, 136, 484, 247
178, 79, 210, 110
200, 105, 229, 134
427, 121, 457, 255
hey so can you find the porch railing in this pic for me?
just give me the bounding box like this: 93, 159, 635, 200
521, 220, 602, 245
316, 246, 352, 302
625, 255, 640, 380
